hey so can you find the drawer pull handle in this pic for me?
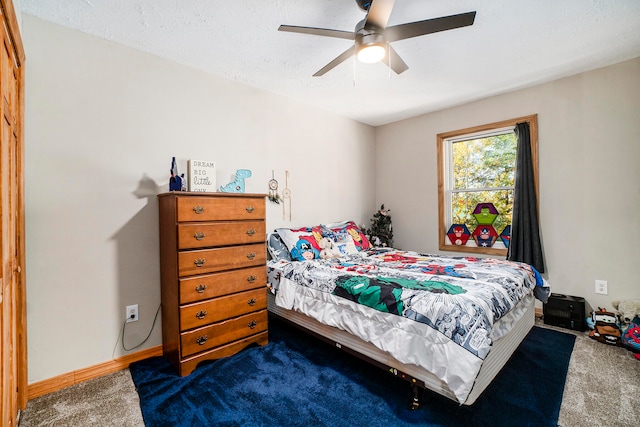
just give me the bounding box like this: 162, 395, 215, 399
248, 320, 257, 329
247, 275, 257, 283
245, 206, 255, 213
247, 252, 256, 260
195, 284, 207, 293
246, 229, 256, 236
194, 258, 206, 267
193, 205, 205, 214
248, 298, 257, 306
194, 232, 206, 241
196, 335, 208, 345
195, 310, 207, 320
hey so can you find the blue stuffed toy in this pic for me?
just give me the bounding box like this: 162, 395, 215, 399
290, 240, 319, 261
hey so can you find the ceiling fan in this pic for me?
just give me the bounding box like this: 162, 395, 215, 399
278, 0, 476, 77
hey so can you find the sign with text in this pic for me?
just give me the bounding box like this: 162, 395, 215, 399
188, 160, 216, 192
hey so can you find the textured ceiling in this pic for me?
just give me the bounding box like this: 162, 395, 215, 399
19, 0, 640, 126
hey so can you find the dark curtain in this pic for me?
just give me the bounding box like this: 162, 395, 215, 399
507, 122, 545, 272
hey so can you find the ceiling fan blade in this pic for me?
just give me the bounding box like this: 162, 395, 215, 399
365, 0, 396, 29
381, 45, 408, 74
385, 11, 476, 42
313, 46, 355, 77
278, 25, 355, 40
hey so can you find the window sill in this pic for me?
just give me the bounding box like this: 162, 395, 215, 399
438, 243, 507, 257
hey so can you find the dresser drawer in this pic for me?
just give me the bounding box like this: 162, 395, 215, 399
178, 243, 266, 276
180, 288, 267, 331
176, 196, 265, 222
177, 221, 266, 249
179, 267, 266, 304
180, 310, 268, 357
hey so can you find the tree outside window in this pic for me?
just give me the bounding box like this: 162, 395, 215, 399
437, 115, 538, 256
451, 131, 516, 238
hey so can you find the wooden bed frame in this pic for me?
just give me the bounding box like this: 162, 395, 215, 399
267, 292, 535, 407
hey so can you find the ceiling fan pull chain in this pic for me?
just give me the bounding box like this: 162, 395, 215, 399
388, 42, 392, 80
353, 47, 357, 87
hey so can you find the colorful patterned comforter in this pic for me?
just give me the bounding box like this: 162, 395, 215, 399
268, 247, 543, 360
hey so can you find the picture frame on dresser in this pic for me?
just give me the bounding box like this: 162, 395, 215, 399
157, 192, 269, 376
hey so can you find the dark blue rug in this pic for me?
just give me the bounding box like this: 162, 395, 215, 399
130, 318, 575, 427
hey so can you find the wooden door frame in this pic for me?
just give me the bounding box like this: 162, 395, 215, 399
0, 0, 27, 415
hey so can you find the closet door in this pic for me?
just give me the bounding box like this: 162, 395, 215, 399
0, 1, 26, 425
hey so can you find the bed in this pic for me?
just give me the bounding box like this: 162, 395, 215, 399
265, 221, 549, 407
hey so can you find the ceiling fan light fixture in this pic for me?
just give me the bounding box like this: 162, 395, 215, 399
279, 1, 477, 76
356, 31, 386, 63
357, 43, 386, 63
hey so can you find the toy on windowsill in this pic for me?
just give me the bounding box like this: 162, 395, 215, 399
220, 169, 252, 193
500, 225, 511, 248
472, 225, 498, 247
447, 224, 471, 246
472, 203, 499, 225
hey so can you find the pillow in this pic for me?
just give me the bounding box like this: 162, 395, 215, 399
323, 220, 371, 252
275, 225, 325, 261
266, 232, 291, 261
276, 221, 371, 261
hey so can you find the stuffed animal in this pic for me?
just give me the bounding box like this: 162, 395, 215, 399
290, 240, 319, 261
612, 299, 640, 325
620, 315, 640, 360
318, 238, 341, 260
588, 307, 622, 346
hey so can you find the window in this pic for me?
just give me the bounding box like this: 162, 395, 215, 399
437, 115, 538, 255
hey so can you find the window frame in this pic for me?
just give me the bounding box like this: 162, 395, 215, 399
437, 114, 539, 256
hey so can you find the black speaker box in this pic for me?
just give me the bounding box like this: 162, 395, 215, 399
543, 293, 586, 332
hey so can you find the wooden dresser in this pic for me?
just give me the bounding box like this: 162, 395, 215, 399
158, 192, 268, 376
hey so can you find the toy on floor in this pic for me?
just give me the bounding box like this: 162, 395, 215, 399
612, 299, 640, 325
587, 307, 622, 346
621, 315, 640, 361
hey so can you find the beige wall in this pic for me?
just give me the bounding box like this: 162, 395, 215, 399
22, 15, 375, 383
376, 57, 640, 312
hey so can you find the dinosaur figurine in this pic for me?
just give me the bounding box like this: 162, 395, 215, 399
219, 169, 252, 193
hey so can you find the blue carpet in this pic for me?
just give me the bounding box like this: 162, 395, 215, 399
130, 318, 575, 427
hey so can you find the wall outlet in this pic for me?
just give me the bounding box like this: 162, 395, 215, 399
126, 304, 139, 322
595, 280, 608, 295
